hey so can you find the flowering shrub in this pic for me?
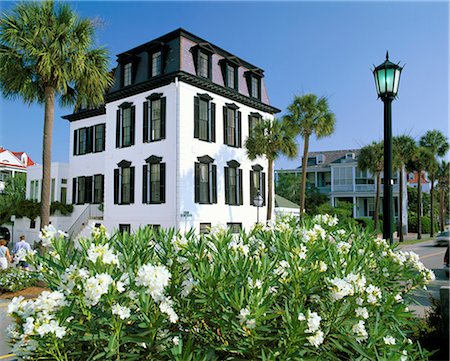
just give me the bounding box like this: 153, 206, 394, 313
7, 218, 433, 360
0, 267, 40, 293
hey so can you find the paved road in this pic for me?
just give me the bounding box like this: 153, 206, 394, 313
398, 239, 449, 314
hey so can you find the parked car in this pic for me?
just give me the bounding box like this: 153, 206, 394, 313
444, 246, 449, 278
0, 226, 10, 241
436, 230, 450, 246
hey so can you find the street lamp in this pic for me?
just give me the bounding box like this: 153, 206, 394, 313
373, 51, 403, 244
253, 190, 264, 224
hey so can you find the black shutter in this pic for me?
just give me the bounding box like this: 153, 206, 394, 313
130, 106, 136, 145
208, 54, 212, 80
160, 163, 166, 203
130, 166, 135, 204
143, 101, 149, 143
142, 164, 148, 203
262, 172, 266, 206
77, 177, 84, 204
87, 127, 94, 153
238, 169, 243, 205
210, 102, 216, 142
85, 176, 93, 204
194, 96, 199, 138
248, 115, 252, 136
224, 167, 229, 204
212, 164, 217, 204
114, 169, 119, 204
72, 178, 77, 204
116, 109, 121, 148
194, 163, 200, 203
223, 106, 227, 145
73, 130, 78, 155
100, 174, 105, 203
101, 124, 106, 151
160, 97, 166, 139
250, 170, 255, 205
237, 111, 242, 147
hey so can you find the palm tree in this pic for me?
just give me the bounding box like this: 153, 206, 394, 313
407, 147, 431, 239
436, 160, 450, 232
419, 130, 449, 236
284, 94, 335, 216
393, 135, 416, 241
358, 142, 384, 231
0, 1, 112, 228
245, 118, 297, 221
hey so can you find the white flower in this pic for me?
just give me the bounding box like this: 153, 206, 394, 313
307, 330, 324, 347
336, 241, 351, 254
401, 350, 408, 361
306, 310, 321, 333
274, 260, 290, 279
248, 278, 263, 289
135, 264, 171, 302
87, 243, 119, 266
355, 307, 369, 319
172, 336, 180, 346
229, 239, 249, 256
298, 312, 306, 321
7, 296, 25, 315
159, 297, 178, 323
91, 224, 110, 239
383, 335, 396, 345
356, 297, 364, 306
319, 261, 327, 272
181, 275, 198, 297
329, 277, 354, 300
394, 294, 403, 303
352, 320, 368, 343
238, 308, 250, 324
39, 225, 58, 246
246, 319, 256, 329
36, 319, 67, 339
84, 273, 113, 306
112, 304, 131, 320
313, 214, 338, 227
365, 284, 382, 304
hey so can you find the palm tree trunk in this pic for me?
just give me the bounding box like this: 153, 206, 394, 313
300, 133, 310, 216
374, 173, 381, 231
267, 159, 274, 221
430, 174, 435, 237
417, 171, 422, 239
40, 86, 55, 229
399, 166, 404, 242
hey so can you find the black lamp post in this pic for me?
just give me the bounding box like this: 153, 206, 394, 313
254, 190, 264, 224
373, 52, 403, 244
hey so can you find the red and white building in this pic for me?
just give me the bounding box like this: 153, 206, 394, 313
0, 147, 35, 193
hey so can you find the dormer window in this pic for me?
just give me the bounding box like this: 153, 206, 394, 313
346, 152, 355, 159
251, 77, 259, 98
151, 51, 162, 77
198, 51, 209, 78
123, 63, 132, 86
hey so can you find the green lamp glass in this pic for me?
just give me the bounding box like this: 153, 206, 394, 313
373, 51, 403, 99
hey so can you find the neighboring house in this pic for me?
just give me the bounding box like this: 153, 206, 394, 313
54, 28, 278, 237
274, 194, 300, 218
275, 149, 408, 231
0, 147, 35, 193
407, 171, 431, 193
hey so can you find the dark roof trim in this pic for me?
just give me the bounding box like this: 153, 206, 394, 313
146, 92, 164, 100
197, 93, 213, 101
117, 160, 132, 168
63, 71, 280, 121
118, 101, 133, 109
225, 102, 239, 110
252, 164, 264, 171
62, 106, 106, 122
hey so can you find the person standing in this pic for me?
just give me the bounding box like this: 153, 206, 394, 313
0, 239, 12, 270
13, 235, 32, 268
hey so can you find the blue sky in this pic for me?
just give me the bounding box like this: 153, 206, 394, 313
0, 1, 448, 169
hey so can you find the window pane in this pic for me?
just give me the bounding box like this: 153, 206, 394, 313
152, 51, 162, 77
227, 65, 235, 88
227, 108, 235, 145
251, 77, 259, 98
79, 128, 86, 154
150, 164, 161, 202
122, 168, 130, 203
199, 163, 209, 203
95, 125, 104, 152
122, 108, 131, 146
124, 63, 132, 86
199, 99, 209, 141
229, 168, 237, 204
151, 99, 161, 140
198, 52, 208, 78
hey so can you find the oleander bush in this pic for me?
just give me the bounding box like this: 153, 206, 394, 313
7, 216, 434, 360
0, 267, 40, 293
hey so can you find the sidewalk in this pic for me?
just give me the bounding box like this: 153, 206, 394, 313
0, 299, 15, 360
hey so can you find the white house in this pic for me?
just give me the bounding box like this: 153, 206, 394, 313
275, 149, 409, 232
57, 29, 279, 237
0, 147, 35, 193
